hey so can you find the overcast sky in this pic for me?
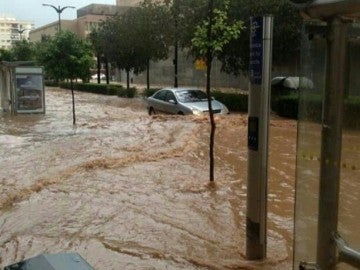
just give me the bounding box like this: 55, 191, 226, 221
0, 0, 116, 28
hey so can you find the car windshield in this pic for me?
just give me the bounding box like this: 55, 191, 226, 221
175, 90, 208, 103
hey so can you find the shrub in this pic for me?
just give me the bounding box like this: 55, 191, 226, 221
298, 94, 322, 123
212, 91, 248, 112
107, 85, 121, 95
276, 94, 299, 119
45, 80, 59, 87
344, 96, 360, 129
276, 93, 360, 129
117, 87, 137, 98
58, 82, 128, 96
270, 86, 297, 112
142, 88, 161, 97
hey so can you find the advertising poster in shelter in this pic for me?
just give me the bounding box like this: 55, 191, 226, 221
15, 70, 44, 113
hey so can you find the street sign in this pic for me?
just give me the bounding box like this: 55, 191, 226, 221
195, 59, 207, 70
249, 17, 263, 85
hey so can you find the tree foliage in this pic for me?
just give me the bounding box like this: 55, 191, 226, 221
191, 1, 244, 58
89, 28, 109, 84
11, 40, 36, 62
218, 0, 303, 75
0, 40, 36, 62
0, 49, 13, 62
170, 0, 303, 76
171, 0, 208, 49
36, 31, 93, 81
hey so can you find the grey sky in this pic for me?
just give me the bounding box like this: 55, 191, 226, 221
0, 0, 116, 28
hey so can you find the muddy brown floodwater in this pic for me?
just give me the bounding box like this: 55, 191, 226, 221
0, 88, 296, 269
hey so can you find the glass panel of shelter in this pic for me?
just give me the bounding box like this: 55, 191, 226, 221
294, 22, 360, 269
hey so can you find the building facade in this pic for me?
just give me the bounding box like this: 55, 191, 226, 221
116, 0, 142, 6
0, 16, 33, 49
29, 20, 77, 42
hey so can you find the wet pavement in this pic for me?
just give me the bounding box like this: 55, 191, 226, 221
0, 88, 296, 269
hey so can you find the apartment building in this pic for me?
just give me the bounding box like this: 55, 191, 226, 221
0, 15, 33, 49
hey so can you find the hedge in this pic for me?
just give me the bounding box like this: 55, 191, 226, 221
277, 93, 360, 129
142, 88, 161, 97
344, 98, 360, 129
45, 80, 59, 87
117, 87, 137, 98
55, 82, 137, 97
212, 91, 248, 112
276, 94, 300, 119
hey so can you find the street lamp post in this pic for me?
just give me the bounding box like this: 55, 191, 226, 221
42, 4, 75, 32
13, 26, 27, 40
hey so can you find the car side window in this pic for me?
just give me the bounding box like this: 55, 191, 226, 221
165, 92, 176, 102
153, 90, 167, 101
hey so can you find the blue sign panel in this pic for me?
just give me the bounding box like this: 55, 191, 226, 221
249, 17, 263, 85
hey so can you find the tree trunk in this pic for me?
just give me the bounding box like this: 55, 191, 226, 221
97, 53, 101, 84
174, 0, 179, 88
206, 0, 215, 182
71, 79, 76, 125
146, 59, 150, 90
126, 70, 130, 90
105, 56, 110, 85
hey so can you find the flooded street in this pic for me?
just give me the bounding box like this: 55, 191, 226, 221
0, 88, 296, 269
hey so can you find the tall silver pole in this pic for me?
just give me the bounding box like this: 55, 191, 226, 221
246, 15, 273, 260
58, 9, 61, 32
316, 16, 347, 269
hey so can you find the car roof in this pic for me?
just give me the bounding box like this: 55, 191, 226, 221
161, 87, 201, 93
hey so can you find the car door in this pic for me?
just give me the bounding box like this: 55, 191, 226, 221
150, 90, 168, 113
162, 91, 179, 114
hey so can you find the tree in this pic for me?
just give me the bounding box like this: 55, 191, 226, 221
11, 40, 36, 62
138, 0, 171, 89
192, 0, 243, 182
97, 1, 170, 90
98, 16, 144, 90
218, 0, 303, 75
89, 28, 109, 84
36, 31, 94, 125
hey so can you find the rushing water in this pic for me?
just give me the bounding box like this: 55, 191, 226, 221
0, 88, 296, 269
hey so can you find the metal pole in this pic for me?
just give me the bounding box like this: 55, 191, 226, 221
58, 8, 61, 32
316, 16, 347, 269
246, 15, 273, 260
43, 4, 75, 33
333, 232, 360, 268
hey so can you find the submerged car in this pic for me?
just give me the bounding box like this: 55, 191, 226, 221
147, 88, 229, 115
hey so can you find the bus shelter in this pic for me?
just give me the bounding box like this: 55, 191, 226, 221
0, 61, 45, 114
